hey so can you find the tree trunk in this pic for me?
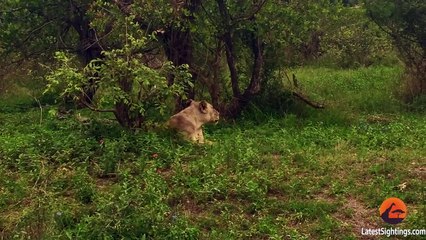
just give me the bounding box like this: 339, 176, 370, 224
222, 32, 241, 98
222, 31, 265, 118
80, 29, 102, 105
163, 1, 202, 112
68, 1, 102, 106
163, 27, 196, 111
217, 0, 241, 99
114, 102, 131, 128
210, 41, 223, 108
243, 33, 264, 98
112, 78, 144, 128
216, 0, 266, 118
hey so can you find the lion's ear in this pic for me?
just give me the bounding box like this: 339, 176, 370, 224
199, 100, 208, 113
186, 99, 194, 107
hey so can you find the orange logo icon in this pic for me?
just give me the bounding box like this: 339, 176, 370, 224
379, 197, 407, 224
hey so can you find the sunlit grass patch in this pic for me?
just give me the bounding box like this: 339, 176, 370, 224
293, 66, 404, 113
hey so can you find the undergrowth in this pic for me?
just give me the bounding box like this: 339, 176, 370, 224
1, 66, 425, 239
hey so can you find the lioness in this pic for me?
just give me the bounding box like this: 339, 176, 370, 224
168, 100, 219, 144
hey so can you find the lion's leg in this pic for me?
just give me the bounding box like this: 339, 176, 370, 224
187, 132, 199, 143
183, 130, 211, 145
196, 130, 213, 144
197, 130, 205, 144
189, 129, 203, 144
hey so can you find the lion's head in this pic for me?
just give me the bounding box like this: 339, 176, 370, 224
191, 100, 220, 124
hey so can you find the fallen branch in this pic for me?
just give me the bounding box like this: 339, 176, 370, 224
292, 91, 325, 109
288, 73, 324, 109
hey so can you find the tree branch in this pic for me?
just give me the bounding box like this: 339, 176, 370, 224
80, 99, 116, 113
233, 0, 268, 23
367, 11, 420, 45
20, 19, 57, 45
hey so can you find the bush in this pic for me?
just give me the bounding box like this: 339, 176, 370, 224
45, 17, 192, 129
319, 7, 396, 68
366, 1, 426, 99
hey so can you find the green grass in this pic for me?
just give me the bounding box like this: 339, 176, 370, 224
293, 66, 404, 113
1, 66, 425, 239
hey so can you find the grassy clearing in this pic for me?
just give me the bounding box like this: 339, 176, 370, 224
1, 66, 425, 239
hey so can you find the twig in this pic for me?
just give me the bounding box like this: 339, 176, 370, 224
282, 68, 293, 87
21, 19, 57, 45
82, 29, 114, 52
34, 96, 43, 124
26, 92, 43, 124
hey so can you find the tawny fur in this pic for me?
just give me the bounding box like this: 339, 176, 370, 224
168, 100, 219, 144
